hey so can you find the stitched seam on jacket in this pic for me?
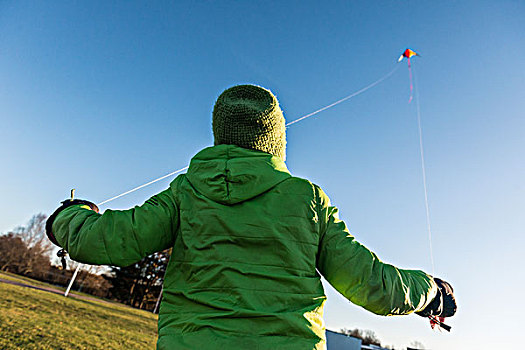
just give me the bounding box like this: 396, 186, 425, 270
159, 327, 321, 341
313, 184, 324, 266
175, 232, 318, 246
179, 208, 317, 221
171, 175, 185, 240
129, 208, 142, 256
225, 147, 231, 200
100, 213, 114, 265
163, 286, 323, 295
168, 259, 315, 274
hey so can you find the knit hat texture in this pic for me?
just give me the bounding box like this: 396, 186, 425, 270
213, 85, 286, 160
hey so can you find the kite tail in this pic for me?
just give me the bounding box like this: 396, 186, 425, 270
408, 58, 414, 103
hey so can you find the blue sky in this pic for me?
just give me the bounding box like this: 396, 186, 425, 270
1, 1, 524, 348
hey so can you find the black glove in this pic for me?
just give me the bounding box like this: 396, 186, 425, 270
416, 278, 457, 318
45, 199, 99, 246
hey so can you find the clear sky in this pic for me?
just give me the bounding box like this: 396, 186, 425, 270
1, 1, 524, 348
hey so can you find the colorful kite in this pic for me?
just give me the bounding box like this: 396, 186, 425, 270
398, 48, 420, 102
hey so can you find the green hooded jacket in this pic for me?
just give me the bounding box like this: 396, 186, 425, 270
52, 145, 437, 349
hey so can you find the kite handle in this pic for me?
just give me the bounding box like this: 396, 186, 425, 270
429, 316, 451, 332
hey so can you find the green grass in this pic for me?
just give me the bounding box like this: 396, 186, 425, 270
0, 271, 68, 291
0, 276, 158, 349
0, 271, 110, 300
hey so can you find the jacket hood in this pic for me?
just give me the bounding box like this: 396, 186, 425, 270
186, 145, 291, 205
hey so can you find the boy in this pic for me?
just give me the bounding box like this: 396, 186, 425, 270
47, 84, 456, 349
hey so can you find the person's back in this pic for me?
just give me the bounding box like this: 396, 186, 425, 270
159, 145, 325, 348
46, 85, 456, 350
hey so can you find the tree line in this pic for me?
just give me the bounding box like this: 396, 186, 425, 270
339, 328, 427, 349
0, 214, 169, 311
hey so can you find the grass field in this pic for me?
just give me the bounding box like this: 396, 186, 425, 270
0, 271, 112, 300
0, 273, 158, 349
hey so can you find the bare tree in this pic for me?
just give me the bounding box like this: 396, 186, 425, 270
71, 262, 109, 294
340, 328, 382, 346
0, 233, 27, 273
108, 249, 171, 310
9, 214, 53, 277
408, 340, 426, 349
1, 214, 111, 298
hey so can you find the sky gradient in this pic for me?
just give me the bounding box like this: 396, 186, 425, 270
1, 1, 524, 348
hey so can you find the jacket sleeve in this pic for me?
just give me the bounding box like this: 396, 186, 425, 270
52, 186, 179, 267
315, 186, 437, 316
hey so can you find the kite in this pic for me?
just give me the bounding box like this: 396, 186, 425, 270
398, 48, 420, 103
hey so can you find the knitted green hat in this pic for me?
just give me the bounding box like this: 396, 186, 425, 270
213, 84, 286, 160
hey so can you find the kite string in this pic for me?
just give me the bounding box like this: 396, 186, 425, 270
66, 165, 189, 296
408, 58, 414, 103
413, 65, 436, 276
96, 65, 400, 207
285, 65, 400, 127
96, 166, 189, 206
64, 64, 402, 296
